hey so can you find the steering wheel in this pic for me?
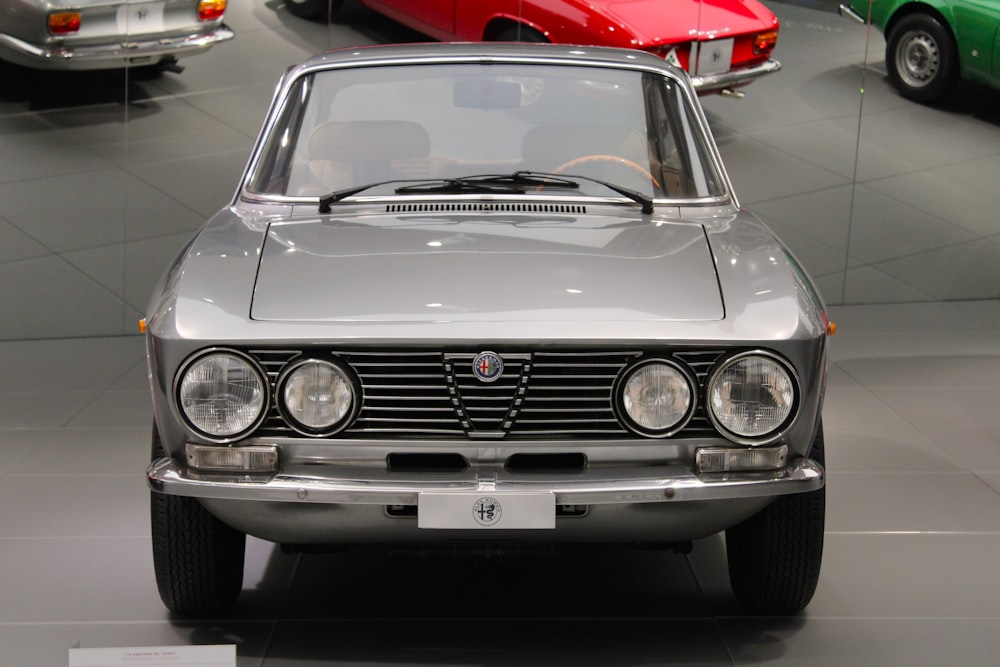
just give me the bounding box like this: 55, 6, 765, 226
550, 154, 661, 190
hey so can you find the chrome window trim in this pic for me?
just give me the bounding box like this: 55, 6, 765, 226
234, 50, 739, 209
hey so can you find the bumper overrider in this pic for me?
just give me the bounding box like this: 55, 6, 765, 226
690, 58, 781, 93
0, 25, 234, 70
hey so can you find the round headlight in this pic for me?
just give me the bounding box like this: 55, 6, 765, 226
618, 360, 694, 437
178, 351, 267, 440
279, 359, 356, 435
708, 352, 797, 441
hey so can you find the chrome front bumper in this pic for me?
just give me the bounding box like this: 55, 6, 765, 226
690, 58, 782, 94
0, 25, 234, 70
147, 455, 824, 506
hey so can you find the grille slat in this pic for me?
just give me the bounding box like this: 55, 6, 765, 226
249, 348, 725, 440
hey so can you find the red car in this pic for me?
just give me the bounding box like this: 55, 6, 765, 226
283, 0, 781, 95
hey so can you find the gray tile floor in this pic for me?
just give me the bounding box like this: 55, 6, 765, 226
1, 300, 999, 665
1, 1, 999, 665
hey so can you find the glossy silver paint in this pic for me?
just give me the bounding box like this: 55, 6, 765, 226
0, 0, 232, 70
252, 214, 724, 323
145, 44, 829, 546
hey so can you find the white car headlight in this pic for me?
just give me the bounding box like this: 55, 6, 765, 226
177, 351, 267, 440
279, 359, 356, 435
617, 360, 695, 437
707, 352, 797, 442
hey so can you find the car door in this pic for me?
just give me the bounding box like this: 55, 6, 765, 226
367, 0, 456, 38
952, 0, 1000, 85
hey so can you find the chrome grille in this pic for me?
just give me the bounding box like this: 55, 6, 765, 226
250, 348, 725, 440
444, 352, 531, 436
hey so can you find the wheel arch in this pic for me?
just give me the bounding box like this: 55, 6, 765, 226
884, 1, 955, 43
482, 16, 550, 42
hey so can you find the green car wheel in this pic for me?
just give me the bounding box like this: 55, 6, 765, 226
885, 12, 959, 103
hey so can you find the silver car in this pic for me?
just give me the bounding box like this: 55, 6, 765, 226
0, 0, 233, 71
145, 43, 831, 617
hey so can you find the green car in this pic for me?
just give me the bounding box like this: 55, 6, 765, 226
842, 0, 1000, 102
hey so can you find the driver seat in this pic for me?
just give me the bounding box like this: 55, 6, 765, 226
304, 120, 431, 193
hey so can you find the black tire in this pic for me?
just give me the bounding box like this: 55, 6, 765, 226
150, 426, 246, 616
283, 0, 344, 21
725, 424, 825, 615
885, 12, 959, 103
492, 24, 548, 43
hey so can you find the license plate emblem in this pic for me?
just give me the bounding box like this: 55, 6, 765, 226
419, 492, 556, 529
117, 2, 166, 35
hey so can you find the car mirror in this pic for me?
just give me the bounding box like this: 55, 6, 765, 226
453, 80, 522, 109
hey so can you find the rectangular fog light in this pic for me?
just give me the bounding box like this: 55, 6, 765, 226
696, 445, 788, 473
186, 443, 278, 472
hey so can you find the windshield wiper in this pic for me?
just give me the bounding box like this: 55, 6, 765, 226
542, 172, 654, 214
394, 179, 526, 195
395, 171, 583, 194
470, 171, 583, 189
318, 170, 652, 214
482, 171, 653, 214
318, 172, 572, 212
319, 179, 407, 212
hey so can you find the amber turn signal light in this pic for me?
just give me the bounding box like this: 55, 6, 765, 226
48, 12, 82, 35
198, 0, 227, 21
753, 30, 778, 55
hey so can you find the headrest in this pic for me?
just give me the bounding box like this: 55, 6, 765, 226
309, 120, 431, 161
521, 125, 637, 165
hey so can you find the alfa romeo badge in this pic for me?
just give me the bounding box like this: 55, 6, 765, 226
472, 351, 503, 383
472, 496, 502, 526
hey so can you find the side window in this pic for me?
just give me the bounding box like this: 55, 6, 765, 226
247, 76, 313, 195
645, 74, 725, 198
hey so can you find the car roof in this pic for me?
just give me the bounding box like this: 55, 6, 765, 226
287, 42, 685, 80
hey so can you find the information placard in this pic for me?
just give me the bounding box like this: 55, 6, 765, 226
68, 644, 235, 666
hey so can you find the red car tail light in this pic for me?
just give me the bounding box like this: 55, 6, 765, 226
48, 12, 81, 35
198, 0, 227, 21
753, 30, 779, 55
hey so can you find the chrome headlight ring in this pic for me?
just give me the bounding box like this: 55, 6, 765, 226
613, 358, 697, 438
706, 350, 799, 445
276, 356, 361, 437
174, 348, 270, 443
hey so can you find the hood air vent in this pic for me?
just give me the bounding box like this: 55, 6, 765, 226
386, 202, 586, 214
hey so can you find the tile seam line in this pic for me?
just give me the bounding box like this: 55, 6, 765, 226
6, 82, 264, 120
0, 536, 150, 541
42, 614, 989, 624
0, 229, 204, 268
3, 617, 1000, 626
825, 530, 1000, 535
0, 619, 277, 627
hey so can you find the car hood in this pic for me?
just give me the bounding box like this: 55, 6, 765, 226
600, 0, 775, 42
250, 212, 723, 323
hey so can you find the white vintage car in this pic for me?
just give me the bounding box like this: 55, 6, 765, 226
145, 43, 831, 618
0, 0, 233, 71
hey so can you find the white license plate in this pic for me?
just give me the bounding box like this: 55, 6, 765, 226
419, 492, 555, 529
117, 2, 166, 35
695, 38, 735, 76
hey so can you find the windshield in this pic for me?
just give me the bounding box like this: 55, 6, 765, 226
246, 62, 727, 202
